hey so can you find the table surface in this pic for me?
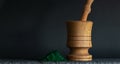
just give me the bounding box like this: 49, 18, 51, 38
1, 59, 120, 64
41, 59, 120, 64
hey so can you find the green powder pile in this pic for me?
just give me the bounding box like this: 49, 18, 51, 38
41, 50, 67, 61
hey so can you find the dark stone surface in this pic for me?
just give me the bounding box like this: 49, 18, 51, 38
41, 59, 120, 64
1, 59, 120, 64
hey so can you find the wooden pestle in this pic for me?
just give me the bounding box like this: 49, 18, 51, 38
66, 0, 94, 61
81, 0, 94, 21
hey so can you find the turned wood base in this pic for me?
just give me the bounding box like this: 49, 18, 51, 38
68, 55, 92, 61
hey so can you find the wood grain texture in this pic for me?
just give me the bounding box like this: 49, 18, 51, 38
66, 21, 93, 61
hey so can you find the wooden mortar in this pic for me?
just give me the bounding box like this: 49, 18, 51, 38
66, 21, 93, 61
66, 0, 94, 61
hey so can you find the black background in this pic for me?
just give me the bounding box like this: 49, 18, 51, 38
0, 0, 120, 60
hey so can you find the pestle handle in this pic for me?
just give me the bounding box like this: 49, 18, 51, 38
81, 0, 94, 21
